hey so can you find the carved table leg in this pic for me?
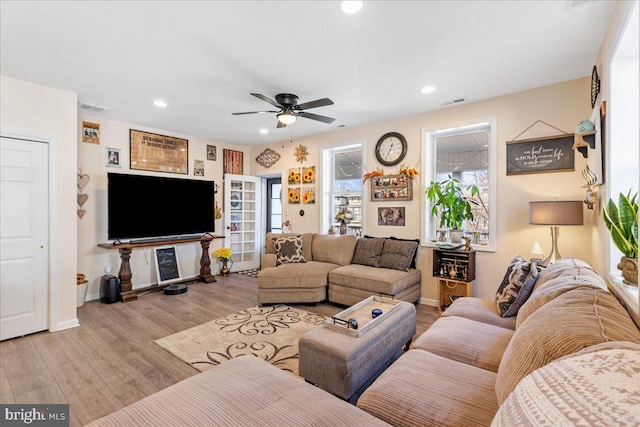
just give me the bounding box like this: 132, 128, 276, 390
118, 247, 138, 302
199, 239, 216, 283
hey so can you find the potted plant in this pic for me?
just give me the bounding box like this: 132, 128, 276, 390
426, 175, 479, 243
602, 190, 638, 286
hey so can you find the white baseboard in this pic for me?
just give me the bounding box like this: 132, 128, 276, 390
419, 298, 438, 307
86, 292, 100, 301
54, 318, 80, 331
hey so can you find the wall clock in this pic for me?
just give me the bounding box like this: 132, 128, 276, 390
375, 132, 407, 166
591, 65, 600, 109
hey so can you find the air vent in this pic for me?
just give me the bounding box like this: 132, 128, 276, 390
78, 101, 110, 112
440, 98, 466, 107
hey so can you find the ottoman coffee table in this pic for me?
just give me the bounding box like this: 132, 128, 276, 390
299, 296, 416, 402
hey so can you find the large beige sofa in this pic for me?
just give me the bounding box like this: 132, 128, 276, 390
257, 232, 422, 306
356, 257, 640, 426
89, 258, 640, 426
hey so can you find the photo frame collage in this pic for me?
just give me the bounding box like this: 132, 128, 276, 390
287, 166, 315, 204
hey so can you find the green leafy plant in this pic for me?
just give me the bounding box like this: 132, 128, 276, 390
602, 191, 638, 258
426, 175, 479, 230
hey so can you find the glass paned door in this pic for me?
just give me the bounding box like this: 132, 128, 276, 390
224, 174, 261, 271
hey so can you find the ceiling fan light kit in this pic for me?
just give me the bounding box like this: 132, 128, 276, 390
277, 111, 297, 125
233, 92, 335, 128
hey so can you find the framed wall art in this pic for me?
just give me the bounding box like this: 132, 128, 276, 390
82, 121, 100, 144
194, 159, 204, 176
207, 145, 217, 161
223, 149, 244, 174
378, 207, 405, 226
105, 147, 121, 168
130, 129, 188, 174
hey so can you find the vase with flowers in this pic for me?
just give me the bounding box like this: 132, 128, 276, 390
214, 247, 233, 276
335, 207, 354, 235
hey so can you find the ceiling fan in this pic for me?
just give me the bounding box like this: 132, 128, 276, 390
232, 93, 335, 128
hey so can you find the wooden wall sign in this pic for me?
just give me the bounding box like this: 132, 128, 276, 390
223, 149, 244, 174
130, 129, 188, 174
154, 246, 182, 285
506, 134, 574, 175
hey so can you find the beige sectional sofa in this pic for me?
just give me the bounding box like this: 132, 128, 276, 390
89, 258, 640, 426
258, 232, 422, 306
356, 258, 640, 426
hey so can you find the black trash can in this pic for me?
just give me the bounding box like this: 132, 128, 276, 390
100, 274, 121, 304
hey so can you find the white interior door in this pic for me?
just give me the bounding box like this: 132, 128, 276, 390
0, 137, 49, 341
224, 174, 261, 271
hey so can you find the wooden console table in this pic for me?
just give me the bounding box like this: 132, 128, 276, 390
98, 235, 225, 302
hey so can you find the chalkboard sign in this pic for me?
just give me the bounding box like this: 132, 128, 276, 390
154, 246, 182, 285
506, 135, 575, 175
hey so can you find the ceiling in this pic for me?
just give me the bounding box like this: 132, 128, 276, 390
0, 1, 615, 147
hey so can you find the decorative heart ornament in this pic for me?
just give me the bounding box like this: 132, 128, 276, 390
77, 173, 90, 191
77, 193, 89, 208
77, 209, 86, 219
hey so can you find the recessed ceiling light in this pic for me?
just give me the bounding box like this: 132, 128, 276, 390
153, 100, 167, 108
339, 1, 364, 14
259, 129, 269, 134
420, 86, 437, 94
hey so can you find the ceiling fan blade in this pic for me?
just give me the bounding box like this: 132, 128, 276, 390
232, 110, 279, 115
296, 98, 334, 110
276, 120, 287, 128
251, 93, 283, 108
298, 111, 335, 124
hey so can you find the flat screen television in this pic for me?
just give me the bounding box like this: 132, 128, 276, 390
108, 173, 215, 241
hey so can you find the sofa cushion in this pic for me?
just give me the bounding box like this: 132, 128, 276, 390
266, 232, 313, 261
413, 316, 514, 372
273, 236, 306, 265
495, 256, 539, 317
86, 355, 391, 427
351, 237, 385, 267
442, 297, 516, 330
312, 234, 357, 266
533, 257, 601, 291
357, 349, 499, 427
492, 341, 640, 427
258, 261, 339, 289
516, 274, 607, 328
365, 235, 420, 268
495, 287, 640, 405
378, 239, 419, 271
329, 264, 421, 296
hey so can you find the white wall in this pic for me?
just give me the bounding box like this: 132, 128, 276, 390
0, 75, 78, 330
77, 115, 248, 300
250, 77, 595, 302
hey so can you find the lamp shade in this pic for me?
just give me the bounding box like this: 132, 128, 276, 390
529, 201, 584, 225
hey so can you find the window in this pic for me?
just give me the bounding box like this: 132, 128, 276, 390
422, 119, 497, 250
266, 178, 282, 233
607, 1, 638, 308
321, 143, 363, 235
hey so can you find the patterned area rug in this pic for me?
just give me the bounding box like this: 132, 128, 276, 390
236, 268, 260, 278
155, 305, 325, 376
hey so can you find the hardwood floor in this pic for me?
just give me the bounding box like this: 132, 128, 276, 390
0, 274, 440, 426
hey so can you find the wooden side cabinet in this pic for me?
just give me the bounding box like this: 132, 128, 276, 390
433, 248, 476, 312
437, 279, 472, 313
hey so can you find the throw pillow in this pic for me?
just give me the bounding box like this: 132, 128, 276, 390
273, 236, 306, 265
378, 239, 419, 271
495, 256, 539, 317
351, 237, 385, 267
364, 235, 420, 268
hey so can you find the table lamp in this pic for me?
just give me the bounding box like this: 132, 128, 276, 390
529, 200, 583, 267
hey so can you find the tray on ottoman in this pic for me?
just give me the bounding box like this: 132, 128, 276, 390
325, 295, 402, 337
